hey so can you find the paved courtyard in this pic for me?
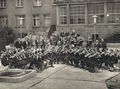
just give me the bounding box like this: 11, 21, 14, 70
29, 65, 119, 89
0, 64, 118, 89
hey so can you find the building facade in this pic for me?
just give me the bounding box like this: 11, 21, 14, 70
0, 0, 56, 35
55, 0, 120, 39
0, 0, 120, 39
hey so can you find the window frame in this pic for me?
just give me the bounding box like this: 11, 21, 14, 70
52, 0, 56, 6
87, 3, 105, 24
44, 14, 51, 27
16, 0, 24, 8
33, 0, 42, 7
0, 0, 6, 8
59, 6, 68, 25
15, 15, 25, 27
33, 14, 40, 27
107, 2, 120, 24
0, 15, 8, 27
69, 4, 86, 25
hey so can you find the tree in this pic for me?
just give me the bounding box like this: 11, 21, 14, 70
0, 26, 18, 50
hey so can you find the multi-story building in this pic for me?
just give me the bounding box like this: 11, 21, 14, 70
0, 0, 56, 35
0, 0, 120, 39
55, 0, 120, 39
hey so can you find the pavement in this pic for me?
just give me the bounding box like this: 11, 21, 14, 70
29, 65, 119, 89
0, 64, 67, 89
0, 64, 119, 89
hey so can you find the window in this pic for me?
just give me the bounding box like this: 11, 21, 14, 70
69, 5, 85, 24
52, 0, 56, 5
33, 0, 41, 7
107, 14, 120, 23
0, 0, 6, 8
0, 16, 8, 26
88, 3, 104, 24
16, 15, 25, 27
107, 2, 120, 13
88, 3, 104, 14
59, 6, 67, 24
33, 15, 40, 27
16, 0, 23, 7
107, 2, 120, 23
44, 14, 51, 26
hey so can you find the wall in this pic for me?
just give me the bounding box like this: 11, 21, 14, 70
55, 0, 120, 39
0, 0, 56, 35
56, 24, 120, 39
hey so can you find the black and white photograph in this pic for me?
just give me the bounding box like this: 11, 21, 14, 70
0, 0, 120, 89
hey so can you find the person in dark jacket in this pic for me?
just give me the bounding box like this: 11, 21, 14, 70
14, 39, 22, 49
100, 39, 107, 51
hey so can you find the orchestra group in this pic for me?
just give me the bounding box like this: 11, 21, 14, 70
0, 32, 119, 72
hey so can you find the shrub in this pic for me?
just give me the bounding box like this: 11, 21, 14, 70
0, 26, 18, 50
